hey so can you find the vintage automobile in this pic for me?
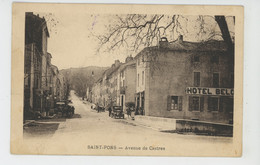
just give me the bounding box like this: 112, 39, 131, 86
91, 103, 96, 110
55, 100, 75, 117
111, 106, 124, 119
98, 106, 105, 112
92, 104, 105, 112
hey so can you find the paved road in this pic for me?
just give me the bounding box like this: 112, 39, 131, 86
23, 91, 233, 155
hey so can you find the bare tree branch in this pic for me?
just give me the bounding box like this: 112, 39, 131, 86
94, 14, 234, 55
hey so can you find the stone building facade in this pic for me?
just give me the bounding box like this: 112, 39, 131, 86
90, 36, 234, 124
117, 57, 136, 113
24, 12, 67, 119
91, 58, 136, 112
134, 36, 234, 124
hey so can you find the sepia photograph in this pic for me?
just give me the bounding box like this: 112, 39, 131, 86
11, 3, 243, 156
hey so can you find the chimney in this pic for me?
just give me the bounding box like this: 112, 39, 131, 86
159, 37, 168, 48
178, 35, 183, 42
125, 56, 133, 63
115, 60, 120, 67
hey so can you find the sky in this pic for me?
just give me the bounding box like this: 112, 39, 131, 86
37, 13, 234, 70
38, 12, 129, 70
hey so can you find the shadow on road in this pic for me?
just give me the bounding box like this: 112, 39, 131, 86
37, 118, 66, 122
70, 114, 81, 118
23, 122, 60, 137
114, 120, 137, 127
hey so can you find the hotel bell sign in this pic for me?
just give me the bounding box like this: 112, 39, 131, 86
186, 87, 234, 96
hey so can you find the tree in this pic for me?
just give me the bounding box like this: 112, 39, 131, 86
96, 14, 234, 54
215, 16, 234, 53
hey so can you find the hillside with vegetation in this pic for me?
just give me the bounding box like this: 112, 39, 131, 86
60, 66, 109, 97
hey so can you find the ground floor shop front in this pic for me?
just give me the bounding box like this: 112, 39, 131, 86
137, 87, 234, 124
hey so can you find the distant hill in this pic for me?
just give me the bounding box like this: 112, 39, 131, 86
60, 66, 109, 97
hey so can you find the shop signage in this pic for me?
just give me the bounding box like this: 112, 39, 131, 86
186, 87, 234, 96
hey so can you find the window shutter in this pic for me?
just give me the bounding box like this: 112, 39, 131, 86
167, 96, 171, 111
178, 96, 183, 111
219, 97, 224, 112
189, 96, 192, 111
208, 97, 212, 112
200, 97, 204, 112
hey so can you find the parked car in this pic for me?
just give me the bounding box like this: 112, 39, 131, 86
91, 103, 96, 110
111, 106, 124, 119
55, 100, 75, 117
98, 106, 105, 112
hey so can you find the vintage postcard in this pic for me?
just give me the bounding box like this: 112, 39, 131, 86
11, 3, 243, 156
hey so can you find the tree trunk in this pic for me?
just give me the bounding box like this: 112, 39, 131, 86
215, 16, 234, 54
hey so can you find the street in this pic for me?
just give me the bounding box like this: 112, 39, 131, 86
23, 91, 233, 156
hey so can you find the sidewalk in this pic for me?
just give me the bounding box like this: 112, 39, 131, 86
123, 115, 233, 136
123, 115, 177, 132
80, 99, 233, 136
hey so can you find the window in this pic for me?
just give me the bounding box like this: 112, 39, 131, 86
211, 55, 219, 64
208, 97, 224, 112
192, 97, 199, 111
189, 96, 204, 111
171, 96, 178, 110
194, 55, 200, 62
226, 97, 233, 113
213, 73, 219, 87
167, 96, 182, 111
194, 72, 200, 87
142, 71, 144, 85
208, 97, 219, 111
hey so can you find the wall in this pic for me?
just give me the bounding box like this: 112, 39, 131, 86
144, 48, 234, 124
136, 54, 146, 93
125, 65, 136, 104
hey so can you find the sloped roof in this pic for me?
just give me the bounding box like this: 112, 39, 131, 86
168, 39, 228, 51
134, 39, 229, 59
106, 64, 122, 79
51, 65, 59, 74
118, 60, 136, 72
26, 12, 50, 37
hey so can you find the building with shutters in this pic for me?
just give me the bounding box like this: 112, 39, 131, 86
134, 36, 234, 124
24, 12, 50, 118
24, 12, 67, 119
91, 57, 136, 112
116, 56, 136, 113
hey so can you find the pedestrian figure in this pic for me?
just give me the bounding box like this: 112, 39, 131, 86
96, 103, 100, 113
126, 108, 131, 118
46, 100, 50, 117
130, 106, 135, 120
108, 106, 112, 117
97, 106, 100, 113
